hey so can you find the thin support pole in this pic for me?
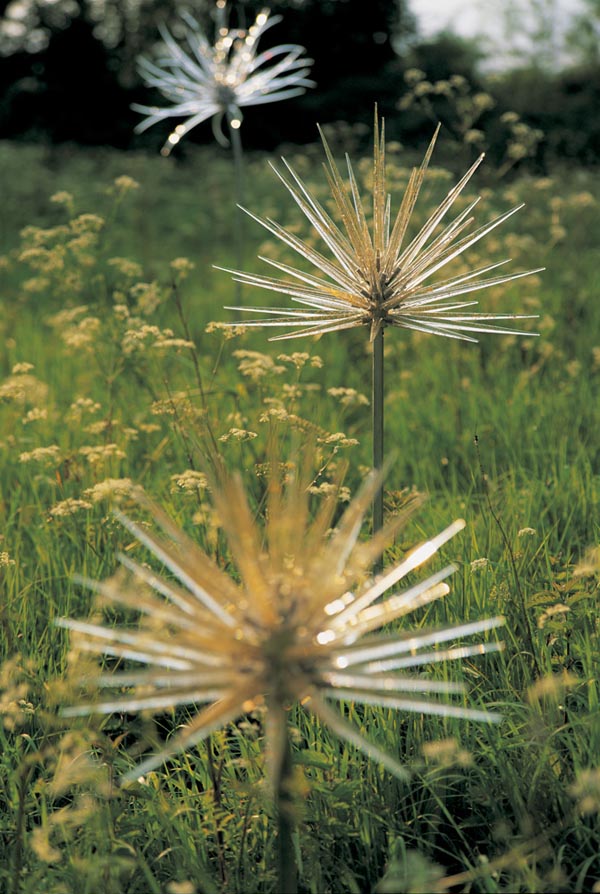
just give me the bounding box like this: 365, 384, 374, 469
372, 328, 385, 543
229, 120, 245, 288
275, 731, 297, 894
268, 703, 298, 894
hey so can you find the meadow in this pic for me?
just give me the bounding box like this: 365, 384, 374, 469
0, 132, 599, 893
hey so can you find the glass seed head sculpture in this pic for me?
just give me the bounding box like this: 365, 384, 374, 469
132, 4, 314, 154
59, 464, 503, 784
222, 117, 542, 341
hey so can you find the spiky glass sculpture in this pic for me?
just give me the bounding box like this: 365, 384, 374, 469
59, 461, 503, 891
132, 5, 314, 154
222, 117, 541, 532
223, 119, 539, 341
59, 465, 503, 775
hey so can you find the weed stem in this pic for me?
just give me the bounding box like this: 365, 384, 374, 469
474, 434, 542, 677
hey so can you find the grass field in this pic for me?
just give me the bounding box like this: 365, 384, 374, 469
0, 134, 599, 893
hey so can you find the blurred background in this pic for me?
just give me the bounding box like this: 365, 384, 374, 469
0, 0, 598, 165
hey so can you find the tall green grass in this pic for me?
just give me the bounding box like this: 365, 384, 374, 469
0, 138, 598, 893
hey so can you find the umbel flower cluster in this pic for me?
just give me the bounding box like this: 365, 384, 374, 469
224, 118, 541, 342
59, 468, 503, 782
132, 5, 314, 153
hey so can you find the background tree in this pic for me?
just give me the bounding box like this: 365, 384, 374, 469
566, 0, 600, 65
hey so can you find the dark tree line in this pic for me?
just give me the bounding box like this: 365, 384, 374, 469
0, 0, 415, 149
0, 0, 598, 163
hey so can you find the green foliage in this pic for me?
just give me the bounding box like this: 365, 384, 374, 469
398, 68, 543, 176
491, 63, 600, 166
0, 139, 599, 893
566, 0, 600, 65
